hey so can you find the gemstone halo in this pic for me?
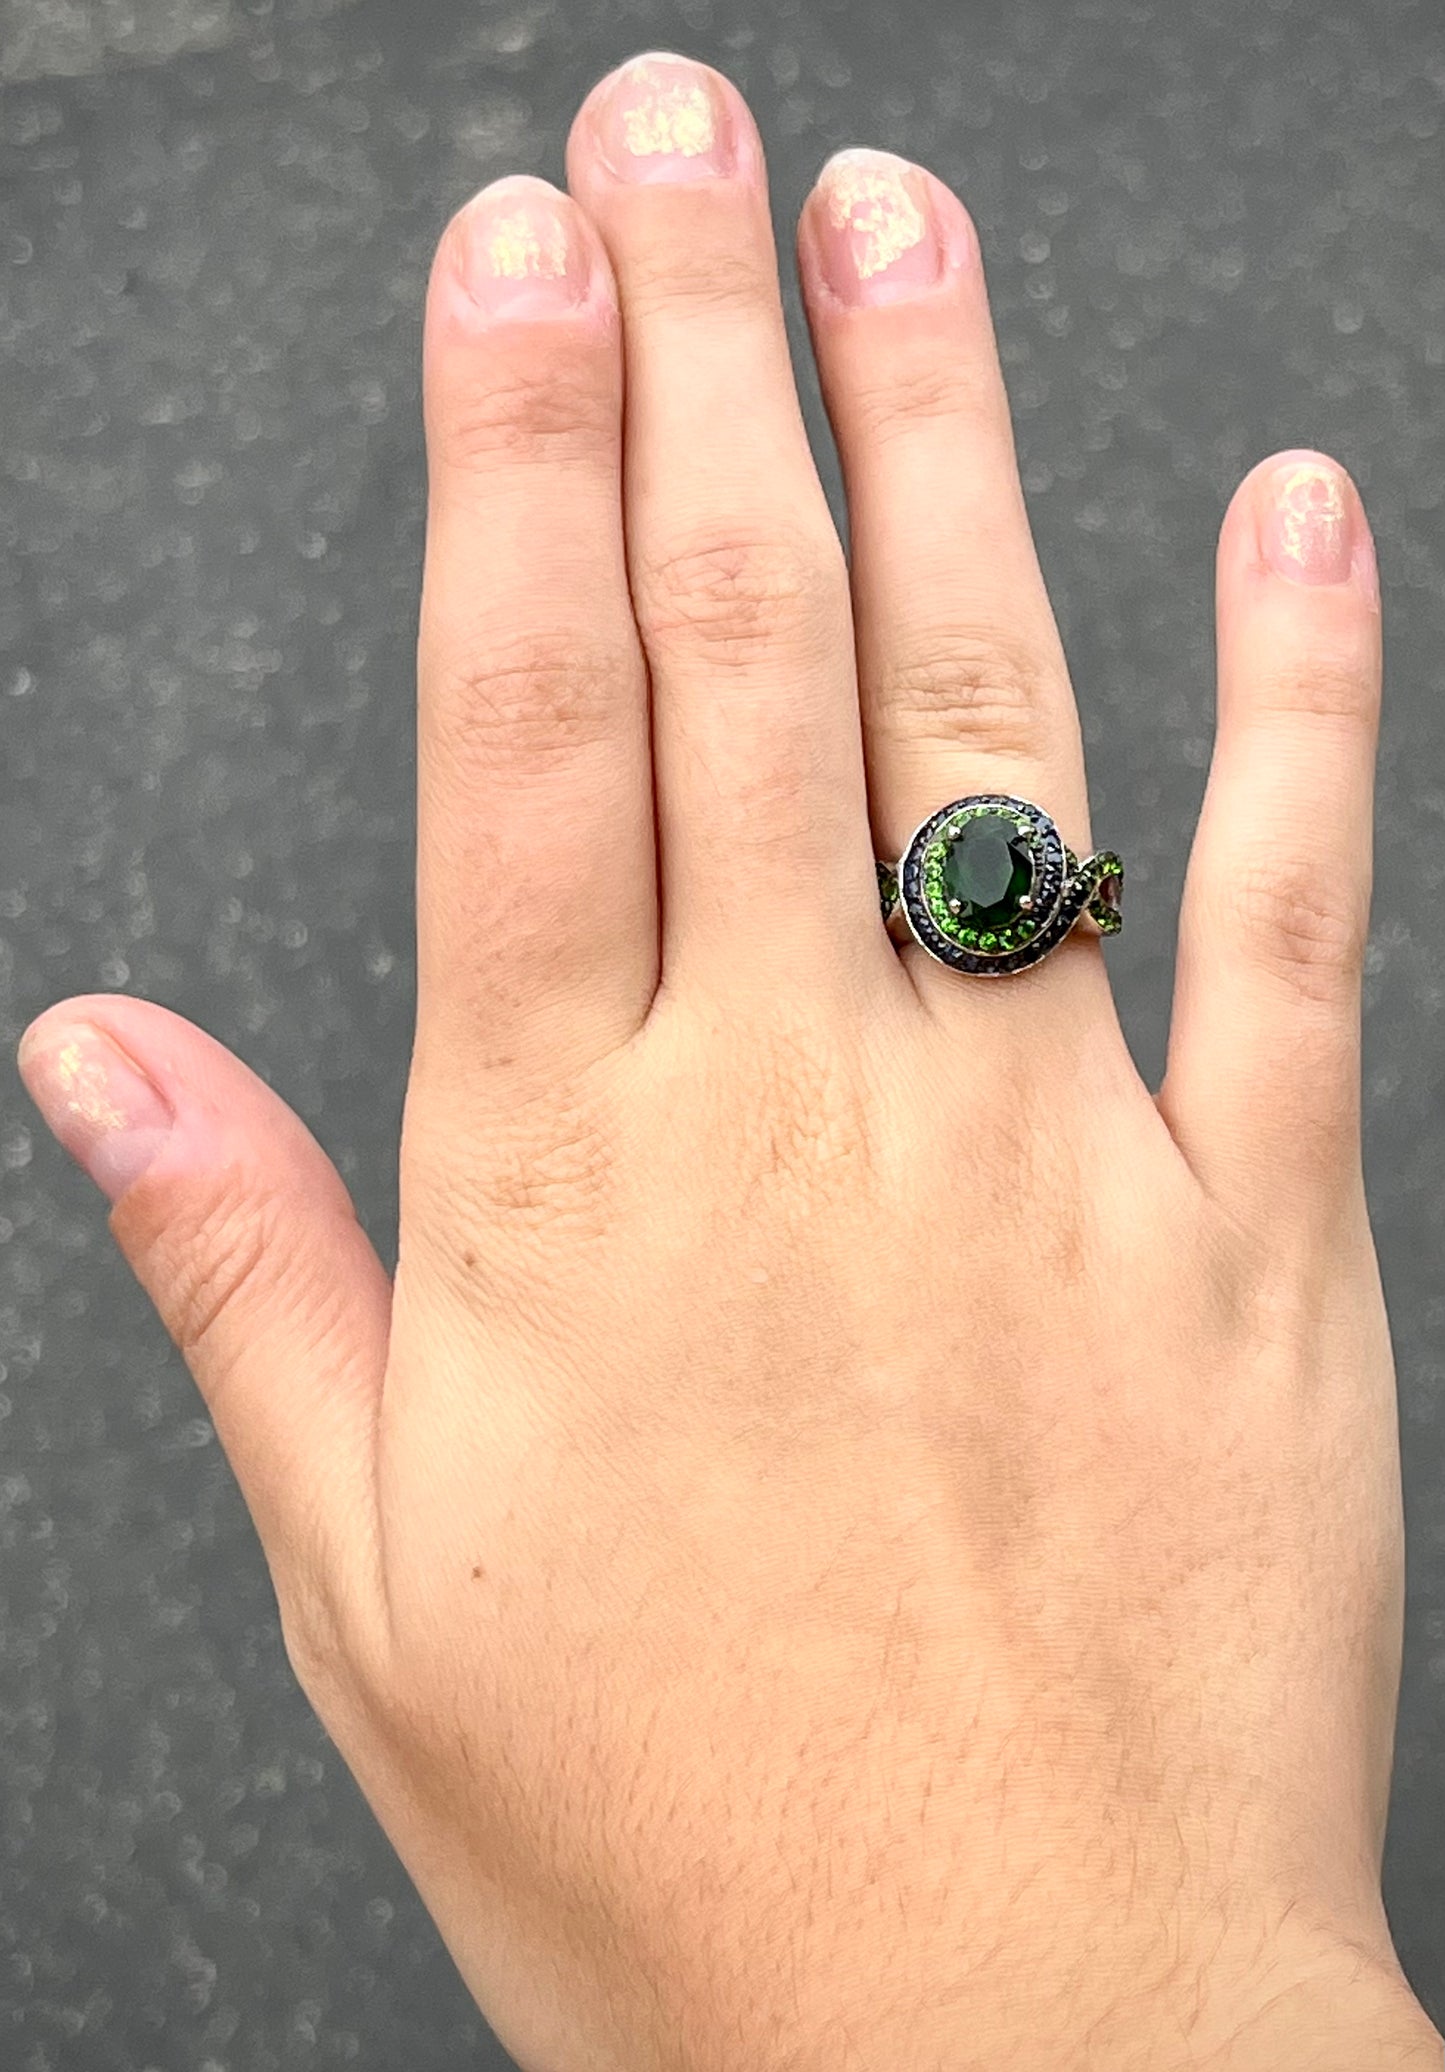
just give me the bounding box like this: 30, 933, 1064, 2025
896, 793, 1070, 975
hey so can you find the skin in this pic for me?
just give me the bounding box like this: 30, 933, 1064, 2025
16, 49, 1444, 2072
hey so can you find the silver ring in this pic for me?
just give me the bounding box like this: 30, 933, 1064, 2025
877, 794, 1123, 976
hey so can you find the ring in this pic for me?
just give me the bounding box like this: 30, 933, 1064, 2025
876, 794, 1123, 976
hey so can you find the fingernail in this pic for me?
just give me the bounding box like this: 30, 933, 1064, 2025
17, 1020, 174, 1203
588, 52, 735, 184
1258, 456, 1359, 586
810, 149, 948, 306
454, 177, 595, 317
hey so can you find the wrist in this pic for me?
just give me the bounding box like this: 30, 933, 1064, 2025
1146, 1944, 1439, 2072
1216, 1995, 1440, 2072
1049, 1901, 1440, 2070
825, 1918, 1440, 2072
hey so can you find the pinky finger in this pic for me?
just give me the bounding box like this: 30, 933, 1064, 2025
1160, 450, 1382, 1222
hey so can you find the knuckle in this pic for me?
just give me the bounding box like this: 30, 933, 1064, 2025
848, 350, 1000, 442
276, 1573, 352, 1704
633, 521, 843, 669
1228, 851, 1367, 1003
871, 623, 1061, 760
474, 1108, 617, 1232
668, 1005, 874, 1212
134, 1167, 281, 1365
432, 351, 616, 471
1250, 649, 1379, 728
276, 1566, 387, 1720
623, 238, 774, 320
425, 631, 635, 774
741, 1054, 872, 1205
407, 1086, 621, 1261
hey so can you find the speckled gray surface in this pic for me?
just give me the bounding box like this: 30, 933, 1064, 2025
2, 0, 1444, 2063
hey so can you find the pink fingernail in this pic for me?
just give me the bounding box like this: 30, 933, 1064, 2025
810, 149, 948, 306
455, 177, 595, 317
18, 1019, 174, 1203
1258, 456, 1358, 586
588, 52, 736, 184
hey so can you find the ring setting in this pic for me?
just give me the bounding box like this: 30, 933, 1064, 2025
878, 794, 1123, 976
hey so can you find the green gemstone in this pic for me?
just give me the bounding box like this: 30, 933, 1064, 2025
936, 813, 1035, 942
1086, 856, 1124, 933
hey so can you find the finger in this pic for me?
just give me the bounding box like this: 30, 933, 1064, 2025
417, 175, 654, 1091
797, 150, 1091, 871
17, 996, 391, 1670
1160, 450, 1382, 1217
565, 54, 880, 989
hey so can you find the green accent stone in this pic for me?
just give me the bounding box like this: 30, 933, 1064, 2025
936, 813, 1035, 942
1086, 854, 1125, 934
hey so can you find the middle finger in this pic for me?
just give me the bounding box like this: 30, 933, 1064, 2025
566, 53, 883, 995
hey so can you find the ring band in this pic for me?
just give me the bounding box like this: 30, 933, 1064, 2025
877, 793, 1123, 977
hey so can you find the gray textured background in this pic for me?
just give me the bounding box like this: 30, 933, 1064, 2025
2, 0, 1444, 2063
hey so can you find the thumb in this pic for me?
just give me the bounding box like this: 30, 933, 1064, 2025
17, 995, 392, 1645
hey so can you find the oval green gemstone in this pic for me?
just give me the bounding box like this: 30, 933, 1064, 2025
937, 814, 1035, 940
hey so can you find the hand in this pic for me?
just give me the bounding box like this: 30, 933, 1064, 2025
18, 49, 1440, 2072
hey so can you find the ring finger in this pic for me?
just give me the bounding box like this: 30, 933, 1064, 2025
798, 151, 1101, 999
